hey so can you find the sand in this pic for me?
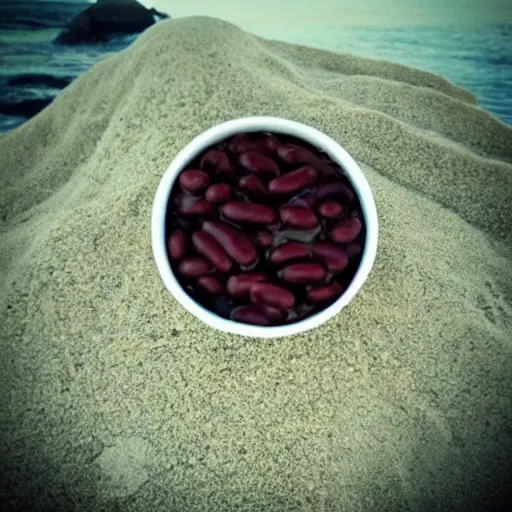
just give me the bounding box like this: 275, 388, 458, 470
1, 16, 511, 511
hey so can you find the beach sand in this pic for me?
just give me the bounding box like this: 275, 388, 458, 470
1, 16, 512, 511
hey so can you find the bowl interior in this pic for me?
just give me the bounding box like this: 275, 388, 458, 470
152, 117, 378, 338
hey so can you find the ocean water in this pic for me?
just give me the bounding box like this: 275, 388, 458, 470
0, 1, 511, 132
254, 23, 512, 126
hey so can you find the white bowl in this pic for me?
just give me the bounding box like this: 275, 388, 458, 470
152, 117, 378, 338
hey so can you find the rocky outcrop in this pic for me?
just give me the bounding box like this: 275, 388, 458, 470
54, 0, 169, 45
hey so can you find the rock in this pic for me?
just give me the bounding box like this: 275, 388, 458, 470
8, 74, 73, 89
149, 8, 170, 21
54, 0, 170, 45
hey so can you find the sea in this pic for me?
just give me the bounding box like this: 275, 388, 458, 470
0, 0, 511, 132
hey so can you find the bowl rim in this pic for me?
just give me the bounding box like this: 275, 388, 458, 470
151, 116, 378, 338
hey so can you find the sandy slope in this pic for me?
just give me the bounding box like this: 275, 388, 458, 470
1, 17, 511, 511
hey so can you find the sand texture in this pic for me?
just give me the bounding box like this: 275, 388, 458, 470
1, 17, 512, 512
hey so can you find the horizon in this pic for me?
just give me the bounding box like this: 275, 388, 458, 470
139, 0, 512, 27
9, 0, 512, 27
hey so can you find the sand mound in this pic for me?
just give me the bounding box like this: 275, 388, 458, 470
1, 17, 511, 511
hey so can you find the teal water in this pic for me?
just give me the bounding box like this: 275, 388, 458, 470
0, 1, 511, 131
251, 24, 512, 126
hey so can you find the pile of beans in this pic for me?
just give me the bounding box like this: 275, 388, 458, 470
166, 132, 365, 326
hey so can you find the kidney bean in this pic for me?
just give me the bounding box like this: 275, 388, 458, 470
205, 183, 232, 204
227, 272, 268, 299
178, 257, 212, 278
239, 152, 280, 176
277, 144, 337, 176
228, 134, 254, 154
176, 194, 215, 216
239, 174, 267, 194
228, 134, 280, 155
200, 150, 232, 174
202, 220, 258, 266
280, 263, 326, 284
197, 275, 223, 295
255, 231, 273, 247
231, 305, 271, 326
277, 144, 319, 165
318, 201, 343, 219
167, 229, 187, 261
313, 161, 342, 178
178, 169, 210, 194
221, 201, 276, 224
264, 134, 281, 153
312, 241, 349, 272
250, 282, 296, 310
268, 166, 317, 194
192, 231, 233, 272
346, 243, 362, 258
269, 242, 310, 264
330, 217, 363, 244
307, 281, 343, 303
315, 181, 355, 203
168, 131, 366, 327
280, 206, 319, 229
258, 304, 287, 323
